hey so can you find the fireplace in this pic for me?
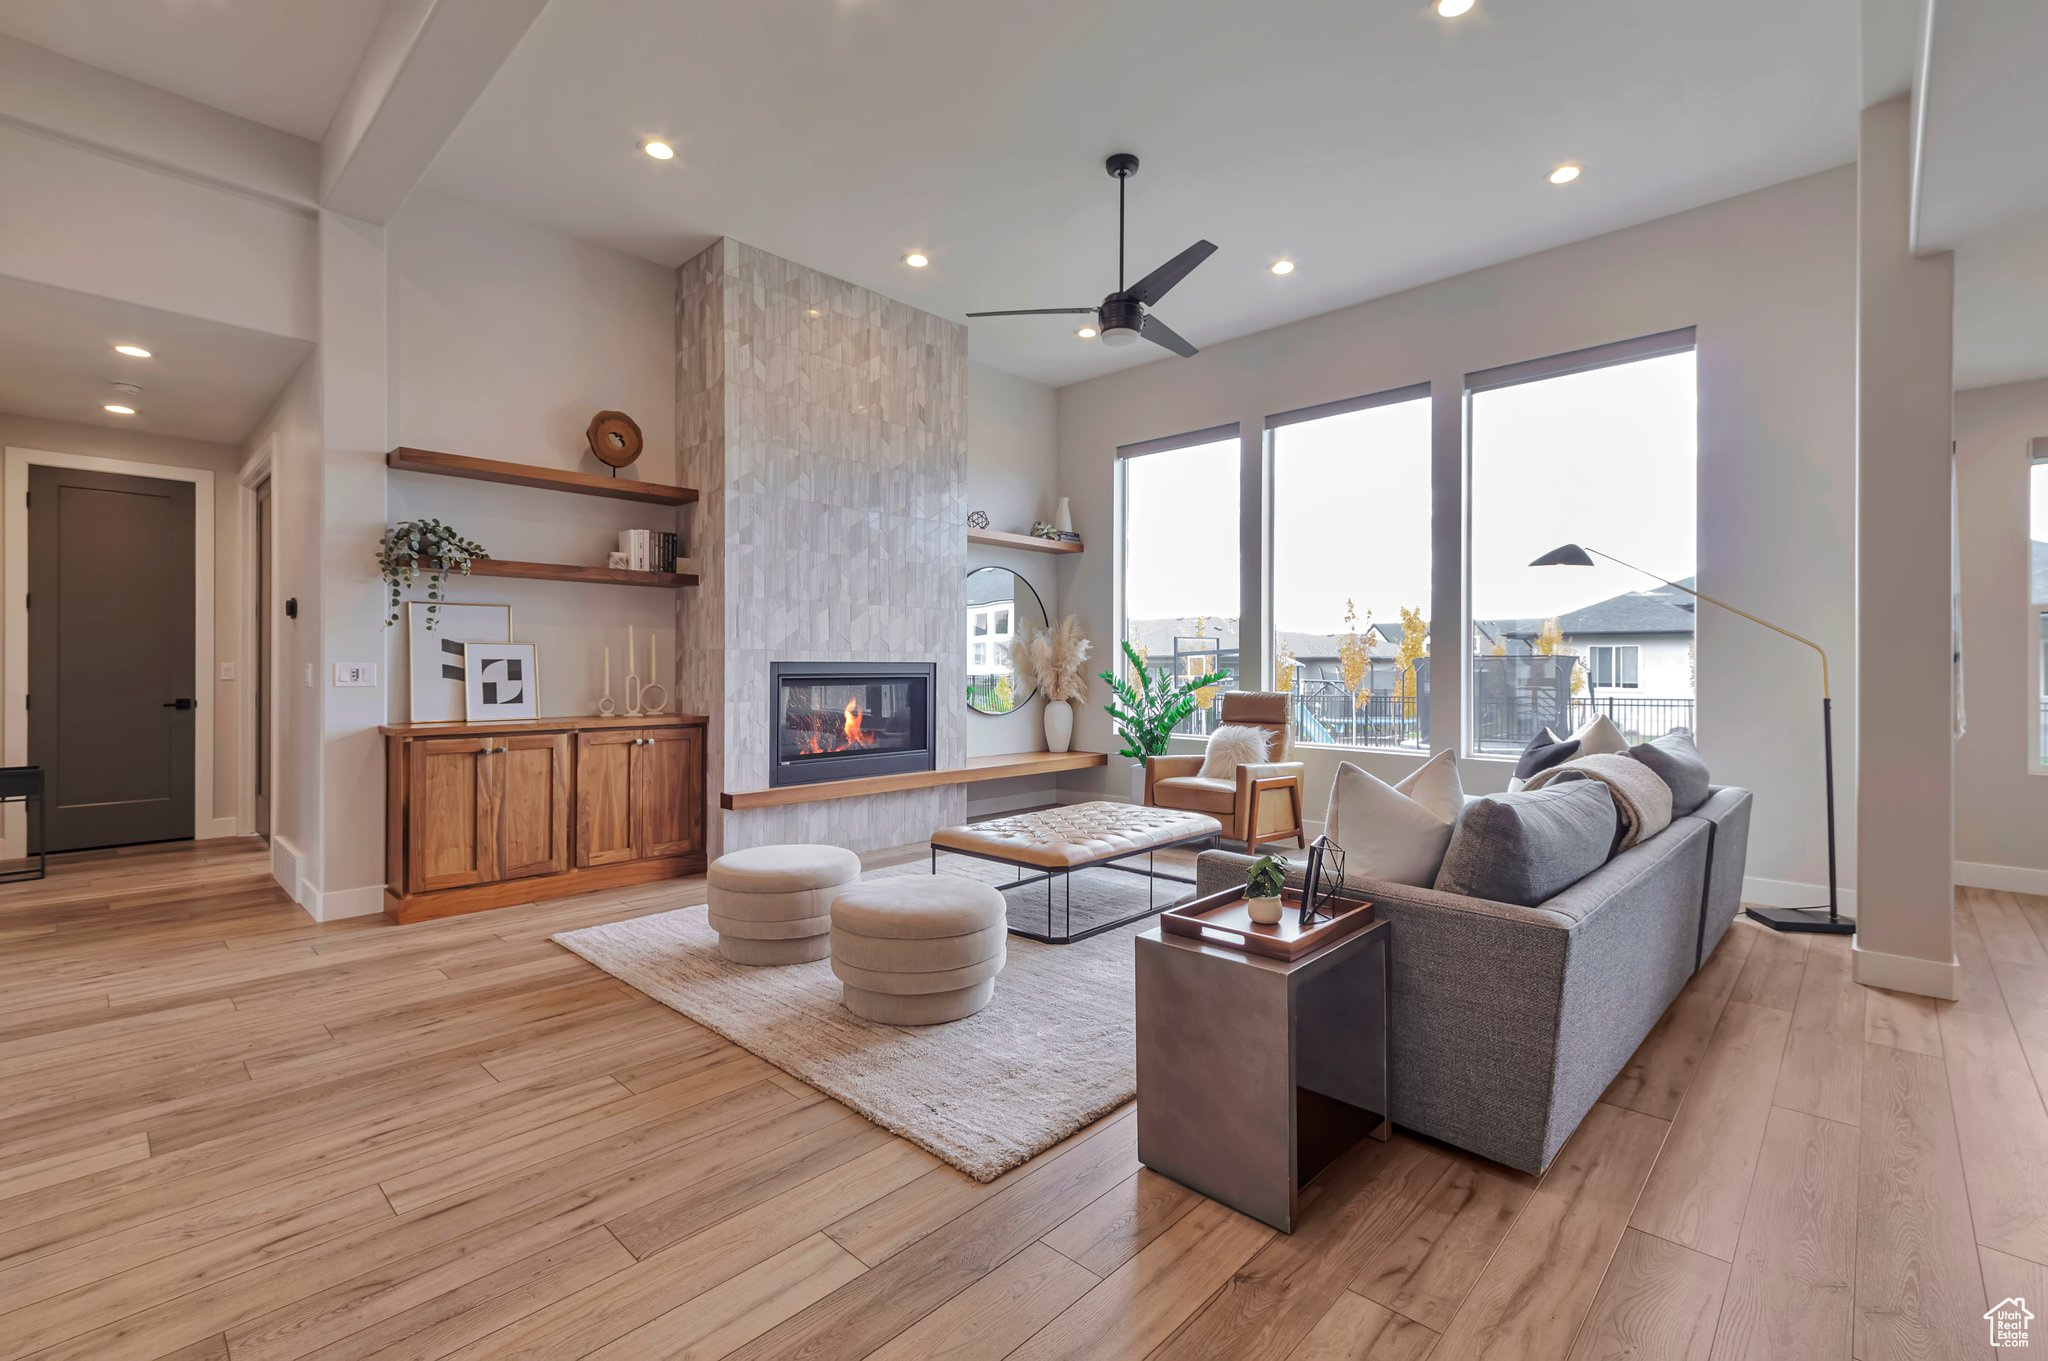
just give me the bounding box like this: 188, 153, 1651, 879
768, 662, 937, 788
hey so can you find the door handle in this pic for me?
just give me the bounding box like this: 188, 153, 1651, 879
163, 698, 197, 710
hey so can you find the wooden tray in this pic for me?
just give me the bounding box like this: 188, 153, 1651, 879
1160, 885, 1374, 961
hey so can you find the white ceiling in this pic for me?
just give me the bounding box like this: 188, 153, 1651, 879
426, 0, 1862, 387
0, 275, 313, 446
1914, 0, 2048, 252
0, 0, 392, 140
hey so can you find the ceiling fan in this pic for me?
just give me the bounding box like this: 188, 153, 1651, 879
968, 152, 1216, 357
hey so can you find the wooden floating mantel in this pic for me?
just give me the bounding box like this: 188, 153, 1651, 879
457, 557, 698, 589
967, 528, 1083, 555
720, 750, 1108, 810
388, 446, 700, 506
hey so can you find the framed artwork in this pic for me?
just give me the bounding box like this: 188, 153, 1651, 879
407, 603, 510, 723
463, 643, 538, 721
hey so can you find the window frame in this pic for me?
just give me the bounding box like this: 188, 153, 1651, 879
1263, 382, 1433, 753
1587, 643, 1641, 690
1462, 327, 1698, 759
2030, 440, 2047, 773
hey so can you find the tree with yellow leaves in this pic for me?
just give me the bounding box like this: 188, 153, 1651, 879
1534, 617, 1585, 695
1391, 606, 1427, 717
1337, 598, 1372, 700
1275, 642, 1299, 694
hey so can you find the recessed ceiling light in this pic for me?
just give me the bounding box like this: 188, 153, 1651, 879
103, 403, 137, 416
113, 343, 152, 359
1269, 259, 1296, 276
807, 307, 822, 318
642, 139, 675, 160
1436, 0, 1475, 16
1076, 325, 1099, 339
1549, 163, 1582, 185
903, 251, 930, 269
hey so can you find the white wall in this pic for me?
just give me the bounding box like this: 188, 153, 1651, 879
385, 189, 680, 723
1055, 167, 1859, 902
964, 362, 1062, 811
1955, 378, 2048, 890
0, 413, 245, 831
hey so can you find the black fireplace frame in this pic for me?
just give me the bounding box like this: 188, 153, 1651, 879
768, 661, 938, 788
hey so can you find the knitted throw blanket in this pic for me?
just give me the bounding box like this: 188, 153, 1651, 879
1523, 751, 1673, 850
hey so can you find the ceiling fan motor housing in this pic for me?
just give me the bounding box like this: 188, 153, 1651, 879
1098, 295, 1144, 345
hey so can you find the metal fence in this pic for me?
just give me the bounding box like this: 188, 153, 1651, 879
1570, 696, 1696, 743
1290, 682, 1426, 750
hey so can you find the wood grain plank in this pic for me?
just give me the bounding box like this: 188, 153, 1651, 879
1967, 888, 2048, 967
1605, 931, 1751, 1120
1564, 1228, 1727, 1361
1727, 929, 1808, 1012
1633, 1003, 1792, 1261
582, 1233, 868, 1361
1350, 1152, 1535, 1332
1282, 1290, 1438, 1361
1977, 1245, 2048, 1338
1039, 1169, 1199, 1279
1706, 1106, 1856, 1361
1856, 1043, 1991, 1361
864, 1242, 1099, 1361
1434, 1102, 1671, 1361
1772, 935, 1864, 1125
1864, 989, 1943, 1056
1940, 1008, 2048, 1264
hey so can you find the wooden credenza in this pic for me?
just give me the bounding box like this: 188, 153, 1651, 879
382, 714, 708, 923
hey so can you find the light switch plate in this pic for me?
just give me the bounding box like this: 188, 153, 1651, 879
303, 663, 314, 687
333, 663, 377, 687
219, 662, 236, 681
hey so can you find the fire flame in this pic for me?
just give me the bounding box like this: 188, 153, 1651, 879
794, 694, 877, 756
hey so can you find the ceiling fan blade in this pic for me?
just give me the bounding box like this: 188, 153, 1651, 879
1125, 240, 1217, 306
1140, 314, 1198, 358
965, 307, 1099, 317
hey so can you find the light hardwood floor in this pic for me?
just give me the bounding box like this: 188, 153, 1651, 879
1, 838, 2041, 1359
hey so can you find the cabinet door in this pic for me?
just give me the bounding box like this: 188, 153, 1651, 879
634, 726, 705, 860
408, 737, 498, 892
498, 733, 571, 881
575, 730, 639, 868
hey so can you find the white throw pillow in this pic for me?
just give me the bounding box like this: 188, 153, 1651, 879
1570, 713, 1630, 756
1198, 724, 1272, 780
1324, 750, 1465, 886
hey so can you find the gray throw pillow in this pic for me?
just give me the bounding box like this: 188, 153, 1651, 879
1629, 731, 1711, 816
1432, 781, 1618, 907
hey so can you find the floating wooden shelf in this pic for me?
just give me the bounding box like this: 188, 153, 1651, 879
388, 446, 699, 506
967, 528, 1083, 555
720, 750, 1107, 810
439, 558, 698, 589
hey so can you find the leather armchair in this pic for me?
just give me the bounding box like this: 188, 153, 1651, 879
1144, 690, 1307, 853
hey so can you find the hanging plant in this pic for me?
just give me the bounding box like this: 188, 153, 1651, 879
377, 519, 487, 628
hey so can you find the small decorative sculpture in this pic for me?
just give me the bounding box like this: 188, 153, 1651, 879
586, 411, 644, 471
967, 509, 990, 529
1031, 520, 1061, 541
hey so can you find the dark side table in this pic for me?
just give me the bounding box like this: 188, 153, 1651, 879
1134, 909, 1390, 1232
0, 766, 47, 883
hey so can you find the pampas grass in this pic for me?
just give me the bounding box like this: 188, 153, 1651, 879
1020, 614, 1092, 703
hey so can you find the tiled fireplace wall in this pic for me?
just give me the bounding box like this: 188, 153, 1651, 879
674, 239, 968, 855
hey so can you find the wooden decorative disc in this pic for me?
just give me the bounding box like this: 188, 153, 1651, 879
586, 411, 644, 468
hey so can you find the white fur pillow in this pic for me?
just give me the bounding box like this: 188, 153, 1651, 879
1198, 724, 1272, 780
1325, 750, 1465, 886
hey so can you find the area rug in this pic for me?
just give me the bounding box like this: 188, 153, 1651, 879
551, 855, 1198, 1181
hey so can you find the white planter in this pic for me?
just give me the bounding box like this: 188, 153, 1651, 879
1130, 761, 1148, 804
1042, 698, 1073, 753
1245, 894, 1284, 925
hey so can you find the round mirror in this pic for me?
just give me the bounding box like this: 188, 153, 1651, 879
965, 565, 1048, 715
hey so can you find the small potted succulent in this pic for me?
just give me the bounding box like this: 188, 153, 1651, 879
1244, 853, 1290, 926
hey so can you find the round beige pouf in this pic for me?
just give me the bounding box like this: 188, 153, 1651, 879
707, 843, 861, 965
829, 875, 1008, 1024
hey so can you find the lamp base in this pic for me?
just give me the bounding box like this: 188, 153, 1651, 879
1746, 906, 1855, 936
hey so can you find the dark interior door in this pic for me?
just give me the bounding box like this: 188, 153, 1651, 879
254, 477, 271, 840
27, 465, 196, 852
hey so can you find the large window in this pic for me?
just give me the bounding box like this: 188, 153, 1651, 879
1468, 334, 1698, 753
1121, 427, 1241, 735
1270, 388, 1432, 750
2032, 447, 2047, 767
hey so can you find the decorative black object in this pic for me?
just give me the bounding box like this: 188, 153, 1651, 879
1297, 834, 1347, 928
967, 510, 990, 529
1531, 543, 1851, 936
967, 152, 1216, 358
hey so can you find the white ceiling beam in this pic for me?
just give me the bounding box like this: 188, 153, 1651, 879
320, 0, 550, 225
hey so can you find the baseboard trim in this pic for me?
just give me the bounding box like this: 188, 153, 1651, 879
201, 817, 241, 840
1851, 938, 1959, 1000
313, 885, 388, 922
1955, 859, 2048, 895
1743, 875, 1859, 916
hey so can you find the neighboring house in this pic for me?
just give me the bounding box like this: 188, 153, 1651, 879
1495, 580, 1698, 703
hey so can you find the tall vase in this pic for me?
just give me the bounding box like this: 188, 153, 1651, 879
1054, 497, 1073, 534
1042, 698, 1073, 753
1130, 761, 1148, 804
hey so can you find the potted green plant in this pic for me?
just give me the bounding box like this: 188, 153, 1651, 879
1099, 641, 1226, 802
1245, 853, 1290, 925
377, 519, 487, 629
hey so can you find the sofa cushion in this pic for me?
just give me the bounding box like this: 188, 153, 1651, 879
1154, 774, 1236, 815
1325, 750, 1464, 887
1570, 713, 1630, 756
1198, 724, 1271, 781
1433, 780, 1618, 907
1629, 731, 1712, 816
1508, 727, 1579, 792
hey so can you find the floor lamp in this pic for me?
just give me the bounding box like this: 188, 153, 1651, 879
1530, 543, 1851, 936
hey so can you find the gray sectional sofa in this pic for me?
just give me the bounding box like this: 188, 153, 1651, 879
1194, 785, 1753, 1174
